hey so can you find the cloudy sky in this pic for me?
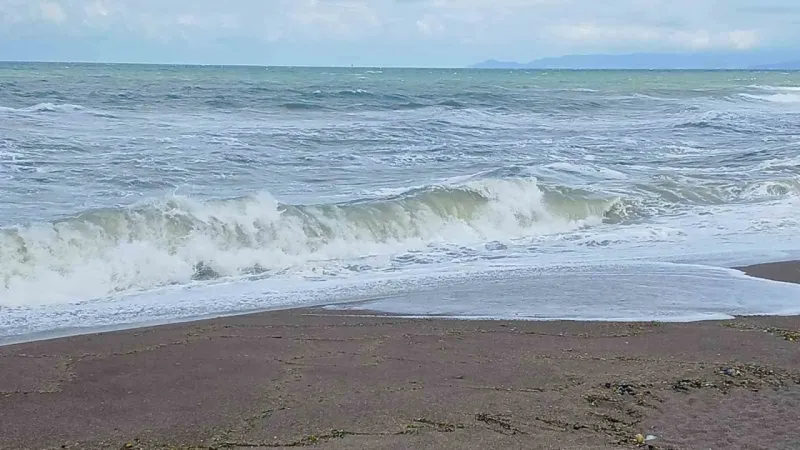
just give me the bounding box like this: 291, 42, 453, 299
1, 0, 799, 66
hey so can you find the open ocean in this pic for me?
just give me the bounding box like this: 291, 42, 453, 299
2, 62, 800, 342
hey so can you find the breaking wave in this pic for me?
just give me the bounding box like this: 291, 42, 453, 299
635, 178, 800, 205
739, 85, 800, 103
3, 173, 798, 307
0, 102, 116, 117
748, 85, 800, 92
0, 178, 627, 306
17, 103, 84, 113
740, 93, 800, 104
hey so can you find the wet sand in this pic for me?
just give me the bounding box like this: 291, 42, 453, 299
736, 260, 800, 285
1, 262, 799, 450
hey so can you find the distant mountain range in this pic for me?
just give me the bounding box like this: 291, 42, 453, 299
471, 52, 800, 70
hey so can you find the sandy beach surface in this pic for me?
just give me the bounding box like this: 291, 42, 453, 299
1, 262, 799, 450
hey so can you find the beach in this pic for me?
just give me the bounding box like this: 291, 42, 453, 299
0, 261, 798, 450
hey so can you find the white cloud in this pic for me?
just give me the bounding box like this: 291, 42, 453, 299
0, 0, 797, 64
83, 0, 109, 18
549, 24, 761, 51
39, 1, 66, 23
551, 24, 663, 43
176, 14, 197, 27
286, 0, 383, 39
416, 16, 444, 36
726, 30, 760, 50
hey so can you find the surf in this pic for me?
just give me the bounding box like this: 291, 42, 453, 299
0, 178, 630, 306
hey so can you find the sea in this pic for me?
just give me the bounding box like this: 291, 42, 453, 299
2, 62, 800, 343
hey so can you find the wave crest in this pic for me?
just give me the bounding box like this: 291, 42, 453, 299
0, 102, 116, 117
0, 178, 626, 305
748, 85, 800, 92
740, 93, 800, 104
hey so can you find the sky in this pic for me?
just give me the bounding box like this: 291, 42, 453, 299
1, 0, 800, 67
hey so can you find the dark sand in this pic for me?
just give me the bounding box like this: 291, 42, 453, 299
737, 260, 800, 285
1, 262, 799, 450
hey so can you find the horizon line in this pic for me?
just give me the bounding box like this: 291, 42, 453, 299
1, 60, 796, 71
0, 59, 461, 69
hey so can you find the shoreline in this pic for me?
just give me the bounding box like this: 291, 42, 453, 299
735, 260, 800, 284
1, 261, 799, 449
2, 260, 800, 348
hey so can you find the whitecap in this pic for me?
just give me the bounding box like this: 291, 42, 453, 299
739, 93, 800, 103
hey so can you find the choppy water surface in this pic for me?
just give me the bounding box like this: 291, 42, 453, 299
2, 63, 800, 341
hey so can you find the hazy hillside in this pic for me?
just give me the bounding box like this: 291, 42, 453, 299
471, 52, 800, 70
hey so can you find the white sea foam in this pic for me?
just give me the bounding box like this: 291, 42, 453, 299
6, 259, 800, 344
748, 85, 800, 92
757, 155, 800, 171
539, 162, 629, 180
0, 102, 116, 117
328, 263, 800, 321
740, 180, 800, 199
5, 172, 797, 309
740, 93, 800, 103
0, 178, 618, 307
21, 103, 85, 112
